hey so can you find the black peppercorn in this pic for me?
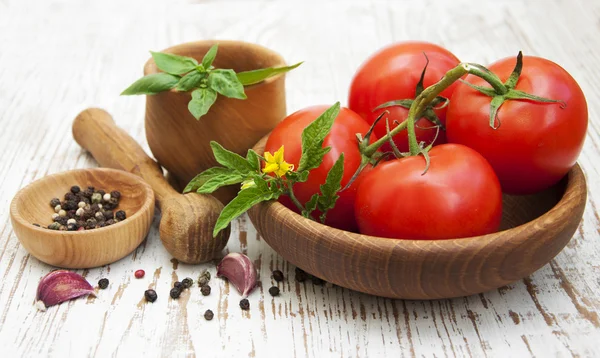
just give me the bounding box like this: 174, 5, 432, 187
83, 187, 94, 198
50, 198, 61, 208
269, 286, 280, 297
198, 276, 209, 287
239, 298, 250, 310
56, 216, 68, 226
83, 208, 94, 220
77, 220, 86, 228
111, 190, 121, 199
115, 210, 126, 221
145, 289, 158, 303
98, 278, 109, 289
311, 276, 324, 285
182, 277, 193, 288
80, 196, 90, 205
65, 192, 77, 202
97, 190, 106, 197
204, 309, 214, 321
272, 270, 284, 282
103, 210, 114, 220
173, 281, 183, 290
107, 197, 119, 208
106, 219, 115, 226
70, 185, 81, 194
90, 203, 100, 212
98, 221, 107, 228
63, 200, 78, 211
295, 267, 308, 282
201, 285, 211, 296
170, 287, 181, 299
67, 223, 78, 231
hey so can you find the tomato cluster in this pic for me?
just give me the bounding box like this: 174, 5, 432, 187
264, 41, 588, 240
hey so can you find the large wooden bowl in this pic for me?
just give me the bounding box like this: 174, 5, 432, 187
248, 138, 587, 299
10, 168, 155, 268
144, 40, 287, 203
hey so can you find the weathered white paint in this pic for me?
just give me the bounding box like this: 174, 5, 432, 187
0, 0, 599, 356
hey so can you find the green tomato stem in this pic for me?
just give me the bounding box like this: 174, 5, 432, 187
286, 182, 305, 213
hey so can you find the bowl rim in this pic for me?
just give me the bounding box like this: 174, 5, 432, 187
253, 161, 586, 249
9, 167, 155, 238
142, 39, 288, 92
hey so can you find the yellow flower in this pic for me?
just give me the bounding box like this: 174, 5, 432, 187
240, 178, 256, 190
262, 145, 294, 177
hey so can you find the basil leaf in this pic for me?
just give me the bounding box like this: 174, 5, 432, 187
177, 71, 205, 92
210, 141, 256, 173
297, 102, 340, 172
121, 73, 180, 95
201, 44, 218, 69
236, 62, 303, 86
188, 88, 217, 119
184, 167, 236, 193
213, 182, 275, 237
317, 153, 344, 223
208, 69, 247, 100
150, 51, 198, 75
246, 149, 261, 171
198, 173, 246, 194
302, 193, 319, 218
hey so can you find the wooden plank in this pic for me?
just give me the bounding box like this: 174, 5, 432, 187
0, 0, 599, 356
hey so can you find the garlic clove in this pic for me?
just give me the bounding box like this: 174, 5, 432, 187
36, 270, 95, 309
216, 253, 257, 298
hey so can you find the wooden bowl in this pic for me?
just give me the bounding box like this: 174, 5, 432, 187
143, 40, 288, 204
10, 168, 155, 268
247, 138, 587, 299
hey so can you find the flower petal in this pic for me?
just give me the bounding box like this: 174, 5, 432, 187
274, 146, 285, 163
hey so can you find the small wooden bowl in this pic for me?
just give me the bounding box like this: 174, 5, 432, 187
144, 40, 288, 204
10, 168, 155, 268
248, 138, 587, 299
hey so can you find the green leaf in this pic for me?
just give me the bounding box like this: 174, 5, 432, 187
184, 167, 234, 193
302, 193, 319, 218
213, 183, 275, 237
176, 71, 205, 91
236, 62, 303, 86
150, 51, 198, 75
246, 149, 261, 171
208, 69, 247, 99
188, 88, 217, 119
198, 173, 246, 194
317, 153, 344, 223
286, 170, 309, 183
201, 44, 219, 69
297, 102, 340, 172
210, 141, 256, 173
121, 73, 180, 95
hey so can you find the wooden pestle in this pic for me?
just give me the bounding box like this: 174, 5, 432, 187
72, 108, 230, 264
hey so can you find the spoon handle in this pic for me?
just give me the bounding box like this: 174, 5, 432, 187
72, 108, 177, 205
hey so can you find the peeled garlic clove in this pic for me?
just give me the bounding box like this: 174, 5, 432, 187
36, 270, 95, 309
216, 253, 257, 298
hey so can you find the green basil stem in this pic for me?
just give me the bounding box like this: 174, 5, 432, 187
363, 63, 507, 156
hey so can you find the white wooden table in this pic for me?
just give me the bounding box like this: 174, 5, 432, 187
1, 0, 599, 356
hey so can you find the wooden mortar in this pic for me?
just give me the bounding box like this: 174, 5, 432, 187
143, 40, 287, 203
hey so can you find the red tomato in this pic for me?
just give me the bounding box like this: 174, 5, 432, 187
446, 56, 588, 195
264, 105, 373, 232
355, 144, 502, 240
348, 41, 461, 152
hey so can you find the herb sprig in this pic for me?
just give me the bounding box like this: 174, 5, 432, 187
121, 44, 302, 120
185, 102, 345, 237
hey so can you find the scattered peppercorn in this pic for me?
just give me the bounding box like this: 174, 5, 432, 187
33, 223, 41, 227
269, 286, 280, 297
201, 285, 211, 296
115, 210, 126, 221
272, 270, 284, 282
145, 289, 157, 303
295, 267, 308, 282
173, 281, 183, 289
311, 276, 324, 285
239, 298, 250, 310
98, 278, 109, 289
134, 269, 145, 279
204, 309, 214, 320
198, 276, 209, 287
170, 287, 181, 299
182, 277, 193, 288
50, 198, 61, 208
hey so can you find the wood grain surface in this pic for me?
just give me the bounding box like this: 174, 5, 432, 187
1, 0, 599, 357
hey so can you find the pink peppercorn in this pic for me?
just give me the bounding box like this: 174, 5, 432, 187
134, 269, 145, 279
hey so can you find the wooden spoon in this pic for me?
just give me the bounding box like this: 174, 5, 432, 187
72, 108, 229, 264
